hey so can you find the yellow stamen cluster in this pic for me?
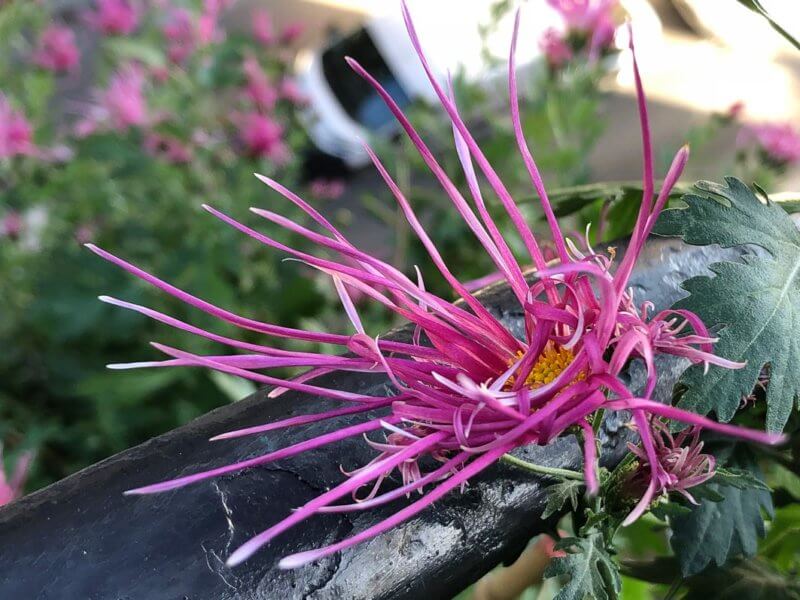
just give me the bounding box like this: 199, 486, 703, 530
507, 344, 585, 390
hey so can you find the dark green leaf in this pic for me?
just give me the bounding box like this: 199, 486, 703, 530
544, 534, 621, 600
682, 558, 800, 600
712, 467, 771, 491
653, 177, 800, 431
543, 479, 584, 519
668, 445, 773, 576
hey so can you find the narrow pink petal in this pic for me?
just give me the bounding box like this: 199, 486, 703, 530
125, 416, 399, 495
86, 244, 348, 346
210, 399, 395, 441
225, 431, 449, 566
508, 10, 568, 263
277, 443, 510, 568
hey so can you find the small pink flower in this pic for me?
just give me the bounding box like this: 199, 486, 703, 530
0, 447, 33, 506
102, 64, 148, 130
33, 24, 80, 73
548, 0, 618, 56
726, 101, 745, 120
235, 112, 289, 163
75, 222, 98, 245
252, 9, 274, 46
0, 94, 35, 158
738, 122, 800, 165
626, 419, 716, 513
280, 22, 304, 44
1, 211, 23, 239
144, 132, 192, 164
310, 178, 346, 200
197, 0, 234, 46
163, 8, 196, 65
243, 57, 278, 111
86, 0, 139, 36
278, 77, 307, 105
539, 28, 573, 68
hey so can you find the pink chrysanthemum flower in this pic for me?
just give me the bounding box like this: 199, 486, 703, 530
33, 24, 80, 73
101, 64, 148, 130
626, 419, 715, 513
539, 28, 573, 68
144, 132, 192, 164
0, 447, 33, 507
88, 4, 784, 568
280, 22, 304, 44
163, 8, 196, 65
197, 0, 234, 46
548, 0, 617, 57
309, 178, 346, 200
252, 8, 275, 46
234, 111, 289, 163
85, 0, 139, 36
737, 122, 800, 166
242, 56, 278, 111
278, 77, 307, 106
0, 94, 35, 158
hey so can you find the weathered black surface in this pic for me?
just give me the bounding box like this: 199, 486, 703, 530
0, 236, 747, 600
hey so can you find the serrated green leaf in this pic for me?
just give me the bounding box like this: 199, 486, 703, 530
653, 177, 800, 432
543, 479, 584, 519
712, 467, 771, 491
668, 446, 773, 576
544, 534, 621, 600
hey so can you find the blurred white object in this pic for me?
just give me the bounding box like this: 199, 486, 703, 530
673, 0, 800, 57
296, 0, 662, 168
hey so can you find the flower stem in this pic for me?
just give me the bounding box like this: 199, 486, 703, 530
501, 454, 585, 480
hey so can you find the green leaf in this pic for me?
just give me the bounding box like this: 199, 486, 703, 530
682, 558, 800, 600
209, 371, 257, 403
712, 466, 771, 491
653, 177, 800, 432
668, 446, 773, 576
543, 479, 584, 519
760, 504, 800, 571
544, 534, 621, 600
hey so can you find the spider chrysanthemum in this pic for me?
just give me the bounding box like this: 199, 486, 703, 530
88, 1, 784, 568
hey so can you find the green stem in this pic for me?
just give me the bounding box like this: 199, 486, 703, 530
501, 454, 585, 480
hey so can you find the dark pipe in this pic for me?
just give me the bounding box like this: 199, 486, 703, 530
0, 236, 747, 599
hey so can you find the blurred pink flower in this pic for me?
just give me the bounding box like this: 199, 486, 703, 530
726, 101, 745, 120
1, 211, 23, 239
243, 56, 278, 111
144, 132, 193, 163
279, 77, 307, 105
75, 222, 98, 245
0, 447, 33, 506
198, 0, 235, 46
86, 0, 139, 36
252, 9, 274, 45
0, 94, 34, 158
539, 28, 573, 68
163, 8, 196, 65
33, 24, 80, 73
738, 122, 800, 165
235, 112, 289, 163
547, 0, 617, 56
102, 64, 148, 130
280, 21, 305, 44
310, 178, 346, 200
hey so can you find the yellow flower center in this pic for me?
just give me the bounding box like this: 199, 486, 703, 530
507, 344, 585, 389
